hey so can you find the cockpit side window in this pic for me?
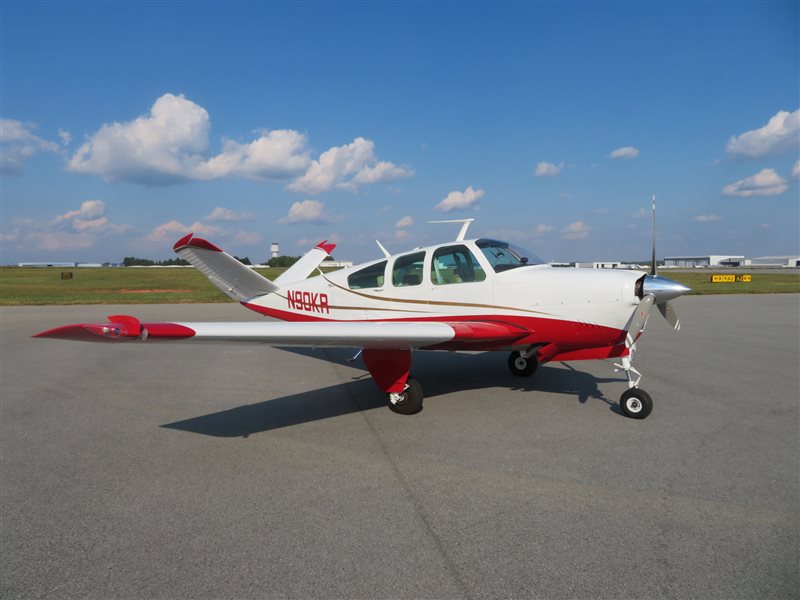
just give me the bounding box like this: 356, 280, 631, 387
347, 260, 387, 289
476, 238, 544, 272
430, 245, 486, 285
391, 251, 425, 287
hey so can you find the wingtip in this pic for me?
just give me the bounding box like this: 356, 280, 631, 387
316, 240, 336, 255
33, 324, 102, 342
173, 233, 194, 251
174, 233, 224, 253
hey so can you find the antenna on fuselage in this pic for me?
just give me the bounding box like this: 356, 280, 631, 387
375, 240, 391, 258
650, 195, 657, 276
427, 218, 475, 241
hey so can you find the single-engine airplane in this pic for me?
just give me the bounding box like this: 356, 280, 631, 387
35, 217, 690, 419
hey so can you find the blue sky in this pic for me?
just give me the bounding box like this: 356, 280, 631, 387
1, 1, 798, 264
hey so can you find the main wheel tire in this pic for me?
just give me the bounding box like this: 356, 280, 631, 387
619, 388, 653, 419
508, 351, 538, 377
387, 378, 423, 415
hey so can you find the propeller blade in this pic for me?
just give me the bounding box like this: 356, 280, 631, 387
650, 195, 657, 276
625, 294, 655, 348
657, 301, 681, 331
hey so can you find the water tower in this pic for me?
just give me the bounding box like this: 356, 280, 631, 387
270, 242, 280, 259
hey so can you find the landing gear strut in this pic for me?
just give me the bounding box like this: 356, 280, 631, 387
614, 356, 653, 419
508, 350, 538, 377
387, 378, 423, 415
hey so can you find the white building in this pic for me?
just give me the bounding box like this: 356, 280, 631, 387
663, 255, 745, 268
745, 256, 800, 267
575, 261, 623, 269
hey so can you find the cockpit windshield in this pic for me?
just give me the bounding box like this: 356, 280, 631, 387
475, 238, 545, 272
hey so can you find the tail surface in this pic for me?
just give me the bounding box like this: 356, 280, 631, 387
173, 234, 279, 302
273, 240, 337, 286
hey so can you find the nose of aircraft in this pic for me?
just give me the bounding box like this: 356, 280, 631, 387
641, 274, 691, 303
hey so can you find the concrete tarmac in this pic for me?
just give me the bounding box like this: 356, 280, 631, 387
1, 295, 798, 599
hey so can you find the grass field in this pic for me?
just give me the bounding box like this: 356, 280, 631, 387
0, 266, 797, 305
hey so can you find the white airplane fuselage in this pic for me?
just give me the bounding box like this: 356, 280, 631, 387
243, 239, 643, 362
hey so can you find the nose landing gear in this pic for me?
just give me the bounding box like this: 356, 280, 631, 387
614, 356, 653, 419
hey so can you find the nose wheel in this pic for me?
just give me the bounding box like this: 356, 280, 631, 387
619, 388, 653, 419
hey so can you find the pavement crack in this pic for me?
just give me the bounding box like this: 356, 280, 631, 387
324, 348, 472, 600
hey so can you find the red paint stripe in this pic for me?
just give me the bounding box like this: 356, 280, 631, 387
242, 303, 332, 322
241, 302, 627, 357
143, 322, 196, 339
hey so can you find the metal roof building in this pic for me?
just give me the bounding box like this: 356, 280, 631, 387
664, 255, 745, 268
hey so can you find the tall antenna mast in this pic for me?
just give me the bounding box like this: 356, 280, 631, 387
428, 218, 475, 241
651, 195, 657, 276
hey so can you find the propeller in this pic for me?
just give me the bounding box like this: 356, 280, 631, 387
625, 196, 690, 340
625, 294, 655, 348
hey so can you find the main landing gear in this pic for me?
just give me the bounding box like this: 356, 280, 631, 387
361, 348, 425, 415
614, 356, 653, 419
508, 350, 538, 377
387, 378, 423, 415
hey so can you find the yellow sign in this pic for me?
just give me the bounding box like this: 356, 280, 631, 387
711, 274, 751, 283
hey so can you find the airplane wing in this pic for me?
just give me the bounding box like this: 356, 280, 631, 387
34, 316, 528, 349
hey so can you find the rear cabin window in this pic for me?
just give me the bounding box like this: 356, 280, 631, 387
347, 260, 387, 289
392, 251, 425, 287
430, 245, 486, 285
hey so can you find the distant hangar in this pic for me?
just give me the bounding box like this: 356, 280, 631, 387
663, 255, 799, 268
664, 255, 745, 268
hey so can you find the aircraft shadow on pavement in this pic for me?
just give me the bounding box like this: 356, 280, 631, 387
161, 348, 623, 437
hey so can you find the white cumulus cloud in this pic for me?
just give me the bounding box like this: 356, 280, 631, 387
278, 200, 342, 225
51, 200, 131, 235
68, 94, 211, 184
792, 160, 800, 178
144, 211, 260, 250
288, 137, 412, 194
534, 161, 564, 177
203, 207, 253, 222
193, 129, 311, 181
435, 186, 484, 212
146, 219, 221, 243
1, 200, 132, 252
0, 119, 60, 174
395, 216, 413, 228
67, 93, 312, 185
561, 221, 591, 240
722, 168, 788, 197
65, 93, 412, 191
609, 146, 640, 159
726, 109, 799, 157
693, 214, 722, 222
535, 224, 556, 234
